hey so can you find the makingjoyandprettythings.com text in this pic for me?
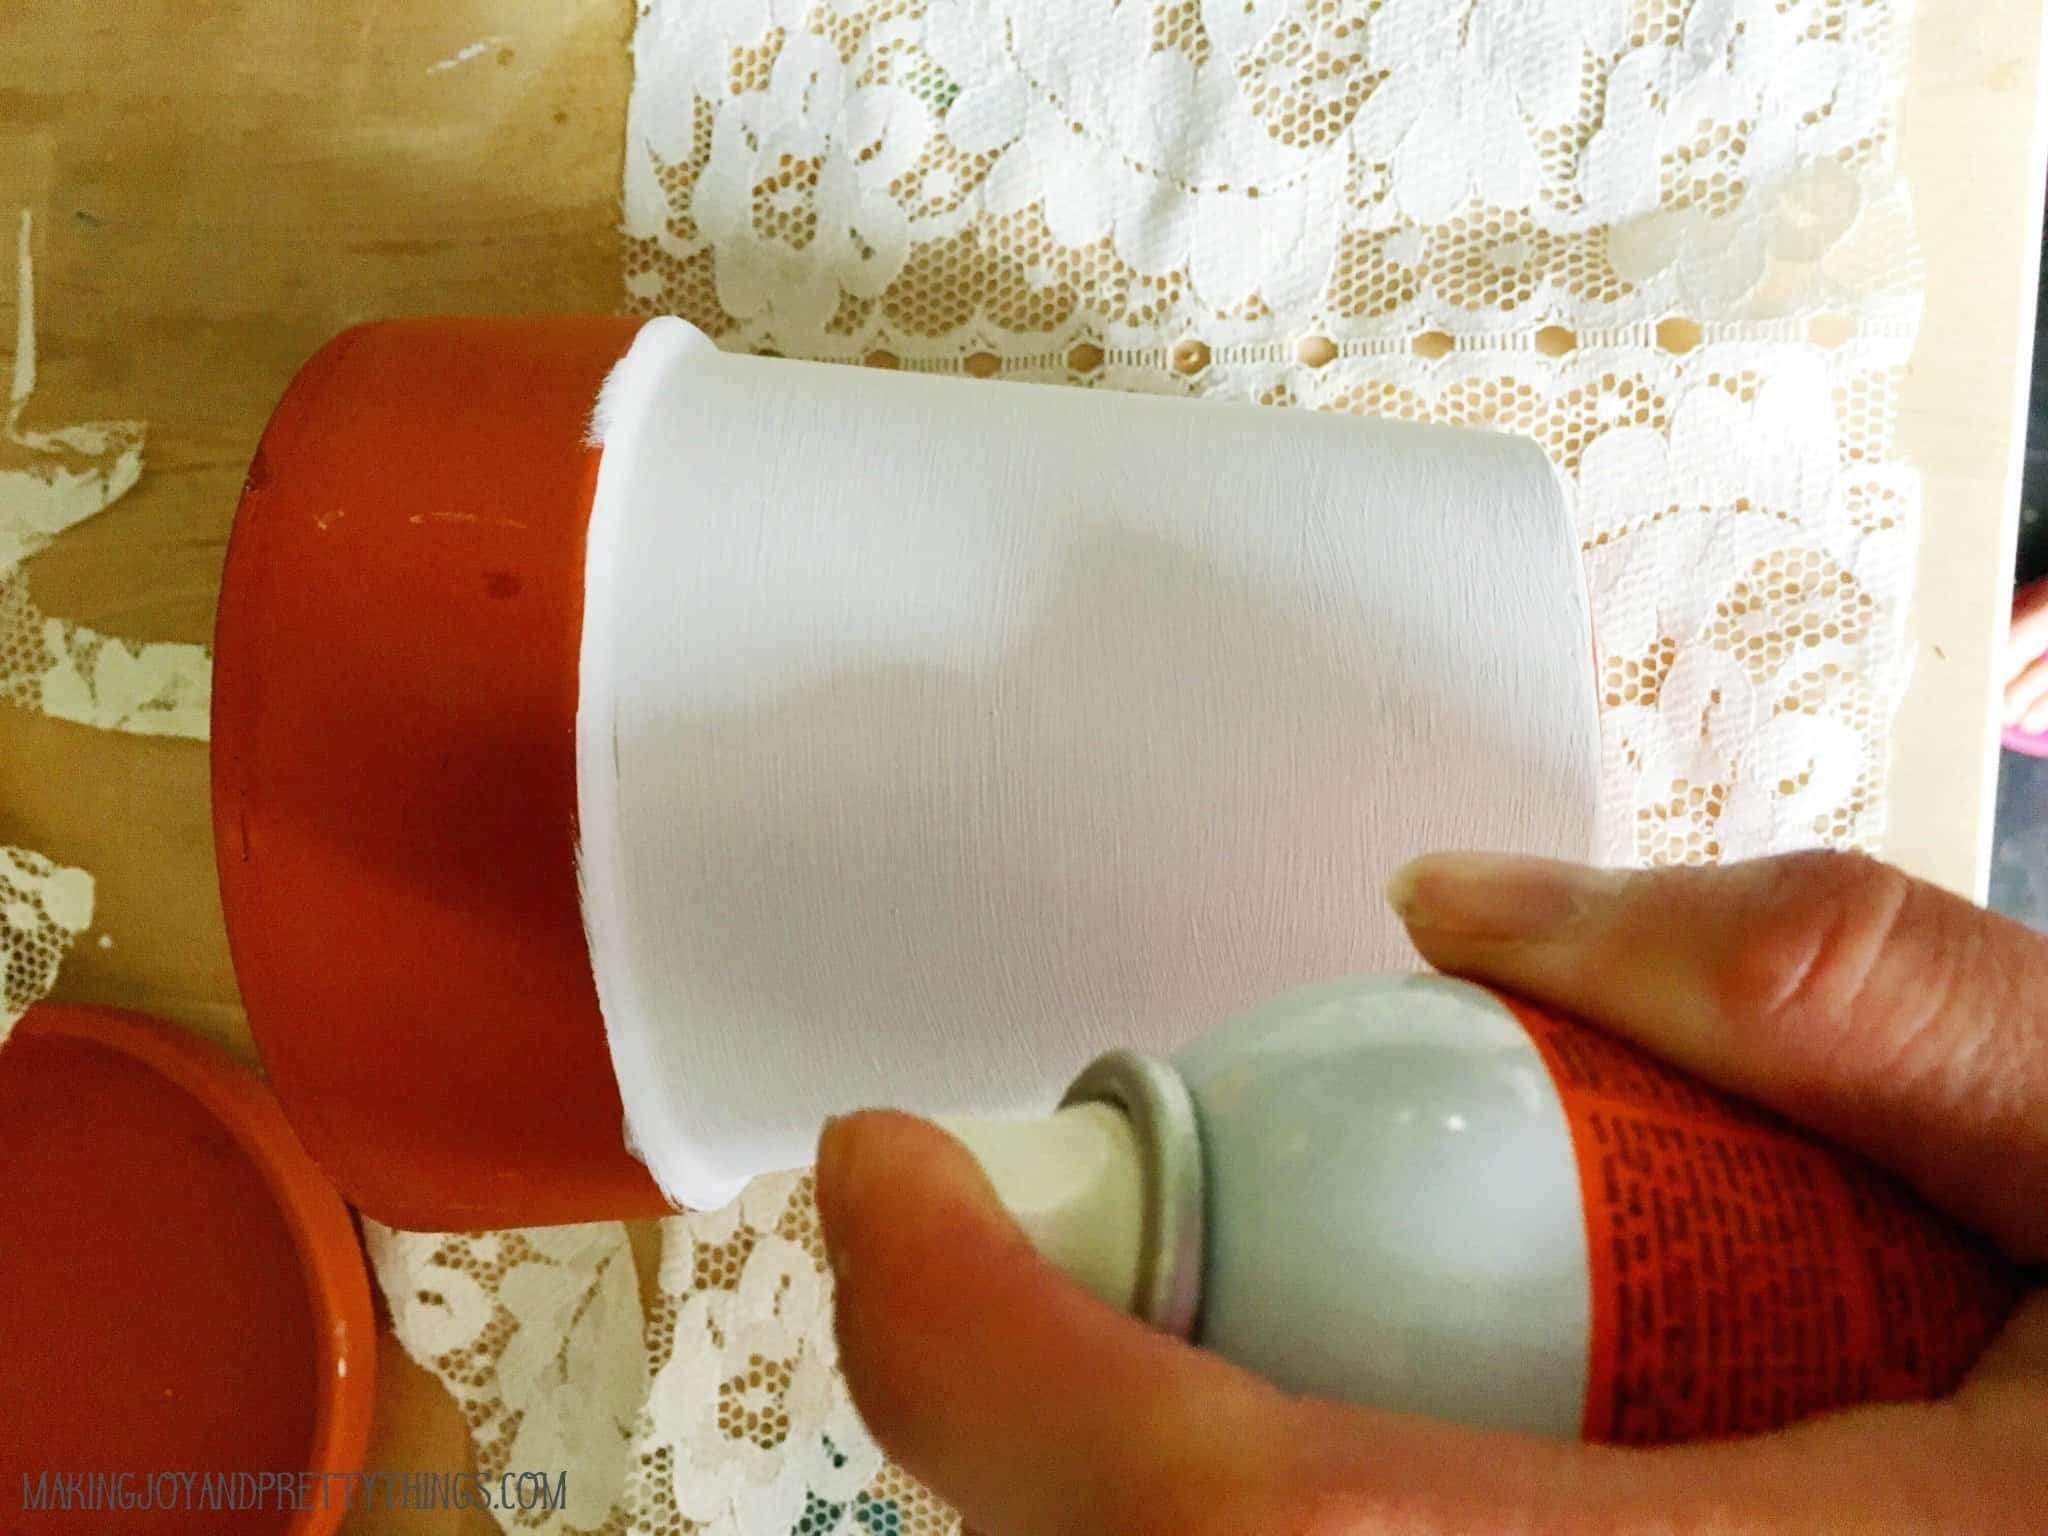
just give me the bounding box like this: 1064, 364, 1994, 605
17, 1468, 569, 1516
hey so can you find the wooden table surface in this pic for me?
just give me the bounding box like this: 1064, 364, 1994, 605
5, 4, 630, 1529
2, 2, 2041, 1529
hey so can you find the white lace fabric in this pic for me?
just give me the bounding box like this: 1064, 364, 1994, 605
369, 1175, 947, 1536
615, 0, 1920, 879
365, 1, 1926, 1530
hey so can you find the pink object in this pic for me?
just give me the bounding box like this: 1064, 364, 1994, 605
2006, 578, 2048, 758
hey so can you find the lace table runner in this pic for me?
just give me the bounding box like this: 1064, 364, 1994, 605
4, 3, 1923, 1532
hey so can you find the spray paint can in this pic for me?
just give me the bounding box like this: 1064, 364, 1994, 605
943, 975, 2019, 1443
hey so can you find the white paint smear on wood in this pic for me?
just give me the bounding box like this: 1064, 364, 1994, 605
577, 317, 1602, 1209
427, 36, 510, 74
13, 210, 34, 406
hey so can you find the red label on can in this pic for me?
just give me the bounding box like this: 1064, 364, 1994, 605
1507, 997, 2018, 1445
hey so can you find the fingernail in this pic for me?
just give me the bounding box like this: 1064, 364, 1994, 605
1386, 853, 1612, 943
818, 1113, 845, 1163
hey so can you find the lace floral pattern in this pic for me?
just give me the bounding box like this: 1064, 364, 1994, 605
383, 0, 1924, 1529
365, 1176, 955, 1536
1, 846, 93, 1038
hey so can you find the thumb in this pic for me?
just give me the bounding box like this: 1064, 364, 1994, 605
813, 1110, 1327, 1536
815, 1110, 2041, 1536
1388, 849, 2048, 1262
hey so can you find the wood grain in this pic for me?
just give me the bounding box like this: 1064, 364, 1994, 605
1890, 4, 2048, 897
3, 1, 629, 1517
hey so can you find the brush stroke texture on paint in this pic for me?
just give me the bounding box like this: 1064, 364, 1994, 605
577, 317, 1603, 1210
2, 209, 210, 738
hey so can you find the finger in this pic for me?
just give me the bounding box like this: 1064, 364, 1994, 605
2004, 654, 2048, 725
817, 1110, 2045, 1536
1388, 850, 2048, 1261
816, 1109, 1336, 1535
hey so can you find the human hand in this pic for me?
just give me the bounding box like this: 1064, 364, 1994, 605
816, 851, 2046, 1534
2006, 577, 2048, 734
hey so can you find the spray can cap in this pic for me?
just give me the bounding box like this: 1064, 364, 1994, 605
940, 1051, 1205, 1334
